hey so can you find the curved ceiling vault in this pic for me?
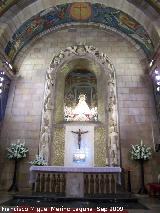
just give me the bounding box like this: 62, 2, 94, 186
0, 0, 160, 64
0, 0, 160, 18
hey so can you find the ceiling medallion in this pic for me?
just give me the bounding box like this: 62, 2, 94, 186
69, 2, 92, 21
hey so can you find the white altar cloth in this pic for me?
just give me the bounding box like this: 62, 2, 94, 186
29, 166, 121, 184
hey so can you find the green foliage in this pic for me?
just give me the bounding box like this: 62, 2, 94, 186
30, 154, 47, 166
130, 140, 152, 161
7, 140, 28, 160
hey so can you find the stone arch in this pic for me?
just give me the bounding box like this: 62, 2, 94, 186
39, 44, 120, 167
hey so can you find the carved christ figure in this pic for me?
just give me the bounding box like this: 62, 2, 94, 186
71, 129, 88, 149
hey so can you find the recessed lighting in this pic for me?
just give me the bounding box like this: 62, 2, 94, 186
9, 64, 13, 69
157, 87, 160, 92
157, 82, 160, 86
156, 76, 160, 81
155, 69, 159, 74
150, 60, 154, 67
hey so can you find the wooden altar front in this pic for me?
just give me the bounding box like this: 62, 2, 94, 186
30, 166, 121, 197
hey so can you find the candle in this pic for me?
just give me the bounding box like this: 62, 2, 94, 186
140, 139, 143, 146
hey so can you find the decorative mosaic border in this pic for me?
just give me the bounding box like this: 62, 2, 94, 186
0, 0, 19, 16
5, 2, 154, 61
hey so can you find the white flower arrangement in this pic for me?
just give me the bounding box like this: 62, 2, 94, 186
30, 154, 47, 166
7, 139, 28, 160
130, 140, 152, 161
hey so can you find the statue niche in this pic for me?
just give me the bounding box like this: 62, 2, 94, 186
64, 69, 98, 122
39, 44, 120, 168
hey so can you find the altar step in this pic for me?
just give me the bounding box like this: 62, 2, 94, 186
2, 193, 148, 210
5, 193, 138, 206
12, 192, 138, 202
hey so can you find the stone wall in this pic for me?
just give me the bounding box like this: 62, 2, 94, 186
0, 27, 158, 191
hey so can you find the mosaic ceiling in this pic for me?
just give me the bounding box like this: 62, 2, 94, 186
0, 0, 160, 17
5, 2, 154, 61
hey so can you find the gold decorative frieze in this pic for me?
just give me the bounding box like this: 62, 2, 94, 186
94, 127, 106, 167
52, 127, 65, 166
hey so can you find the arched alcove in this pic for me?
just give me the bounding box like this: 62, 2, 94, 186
39, 44, 120, 168
65, 69, 97, 107
64, 68, 98, 121
54, 58, 106, 124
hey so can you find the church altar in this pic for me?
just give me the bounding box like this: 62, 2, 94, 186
33, 45, 122, 197
30, 166, 122, 197
30, 166, 121, 183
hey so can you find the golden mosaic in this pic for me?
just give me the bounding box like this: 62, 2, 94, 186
94, 127, 106, 167
52, 127, 65, 166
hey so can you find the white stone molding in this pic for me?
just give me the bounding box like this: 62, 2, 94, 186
39, 44, 120, 166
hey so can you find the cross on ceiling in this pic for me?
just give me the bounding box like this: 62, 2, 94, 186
74, 4, 88, 20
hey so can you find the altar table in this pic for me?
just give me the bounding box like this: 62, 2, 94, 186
29, 166, 122, 197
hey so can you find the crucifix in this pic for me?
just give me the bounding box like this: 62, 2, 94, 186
71, 129, 88, 149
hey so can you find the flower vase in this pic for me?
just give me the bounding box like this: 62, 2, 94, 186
8, 159, 19, 192
138, 159, 147, 194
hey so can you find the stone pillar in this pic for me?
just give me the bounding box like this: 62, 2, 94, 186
39, 67, 56, 164
107, 69, 120, 166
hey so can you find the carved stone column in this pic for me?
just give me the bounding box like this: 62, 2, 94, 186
39, 67, 56, 164
107, 68, 120, 166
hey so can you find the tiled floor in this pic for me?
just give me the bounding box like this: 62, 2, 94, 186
0, 192, 160, 213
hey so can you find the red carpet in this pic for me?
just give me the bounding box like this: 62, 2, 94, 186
10, 206, 128, 213
147, 183, 160, 195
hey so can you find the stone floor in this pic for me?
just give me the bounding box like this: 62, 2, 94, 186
128, 195, 160, 213
0, 192, 160, 213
